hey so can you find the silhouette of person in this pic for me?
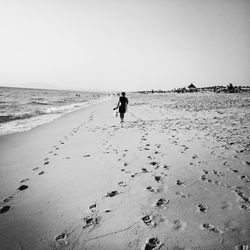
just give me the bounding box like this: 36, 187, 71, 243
114, 92, 128, 123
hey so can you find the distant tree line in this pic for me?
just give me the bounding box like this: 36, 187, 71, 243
134, 83, 250, 94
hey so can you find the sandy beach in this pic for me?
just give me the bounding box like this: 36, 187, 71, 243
0, 92, 249, 250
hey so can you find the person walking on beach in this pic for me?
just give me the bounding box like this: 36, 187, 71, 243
113, 92, 129, 123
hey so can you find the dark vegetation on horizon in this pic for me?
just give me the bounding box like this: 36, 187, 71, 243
134, 83, 250, 94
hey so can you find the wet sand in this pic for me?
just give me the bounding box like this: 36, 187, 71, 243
0, 92, 249, 250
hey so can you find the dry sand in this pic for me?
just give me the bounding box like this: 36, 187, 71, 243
0, 92, 249, 250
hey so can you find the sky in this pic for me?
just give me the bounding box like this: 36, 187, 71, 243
0, 0, 249, 91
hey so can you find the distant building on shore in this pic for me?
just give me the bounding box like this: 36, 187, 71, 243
187, 83, 198, 92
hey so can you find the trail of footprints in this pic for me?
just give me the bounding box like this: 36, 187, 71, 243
0, 118, 91, 215
57, 129, 225, 249
50, 130, 176, 249
1, 115, 249, 249
200, 166, 250, 211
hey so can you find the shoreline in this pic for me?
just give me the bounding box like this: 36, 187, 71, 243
0, 93, 249, 250
0, 96, 111, 137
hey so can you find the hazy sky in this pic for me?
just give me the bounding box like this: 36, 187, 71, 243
0, 0, 249, 91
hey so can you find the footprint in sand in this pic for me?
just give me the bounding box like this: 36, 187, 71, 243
154, 176, 162, 183
162, 165, 170, 170
181, 145, 189, 150
131, 173, 138, 178
82, 216, 101, 229
155, 198, 169, 208
3, 196, 13, 203
200, 175, 212, 183
202, 170, 209, 174
240, 175, 250, 183
192, 154, 198, 159
234, 189, 250, 203
105, 191, 119, 197
54, 233, 68, 247
243, 161, 250, 166
171, 220, 186, 231
17, 185, 28, 191
143, 237, 161, 250
89, 204, 97, 211
197, 204, 208, 213
0, 205, 10, 214
228, 168, 239, 174
211, 170, 223, 177
150, 161, 158, 167
118, 181, 127, 187
141, 215, 154, 227
176, 192, 189, 198
20, 178, 29, 183
154, 165, 160, 170
161, 172, 168, 177
201, 223, 223, 233
240, 204, 250, 211
235, 245, 249, 250
146, 186, 157, 193
176, 180, 185, 186
221, 201, 232, 210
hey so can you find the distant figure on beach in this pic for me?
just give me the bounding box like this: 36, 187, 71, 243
113, 92, 129, 123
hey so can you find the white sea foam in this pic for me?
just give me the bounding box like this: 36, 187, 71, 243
0, 96, 110, 136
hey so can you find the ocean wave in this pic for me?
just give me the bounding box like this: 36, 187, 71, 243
44, 102, 86, 114
0, 102, 88, 123
0, 113, 61, 136
0, 114, 35, 123
28, 101, 50, 105
31, 97, 44, 100
54, 100, 68, 104
0, 96, 110, 134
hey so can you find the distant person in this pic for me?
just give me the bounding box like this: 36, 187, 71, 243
113, 92, 129, 123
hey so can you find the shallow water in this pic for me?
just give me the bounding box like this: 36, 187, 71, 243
0, 87, 107, 135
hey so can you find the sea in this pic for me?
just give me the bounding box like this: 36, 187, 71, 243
0, 87, 108, 136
